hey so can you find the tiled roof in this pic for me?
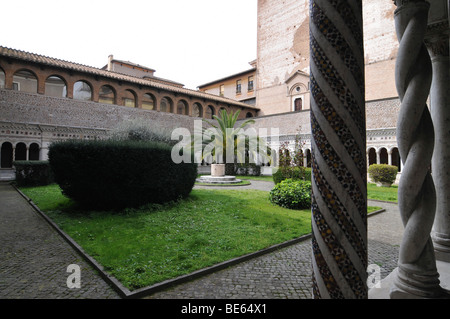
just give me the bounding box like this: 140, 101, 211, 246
0, 46, 258, 109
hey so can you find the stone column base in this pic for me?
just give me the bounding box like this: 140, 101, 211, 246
369, 261, 450, 299
433, 232, 450, 262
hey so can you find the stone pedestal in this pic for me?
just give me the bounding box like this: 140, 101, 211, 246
211, 164, 225, 177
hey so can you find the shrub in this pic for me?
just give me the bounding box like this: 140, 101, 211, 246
269, 178, 312, 210
108, 119, 175, 145
273, 167, 311, 184
14, 161, 54, 187
235, 163, 261, 176
368, 164, 398, 186
49, 139, 197, 210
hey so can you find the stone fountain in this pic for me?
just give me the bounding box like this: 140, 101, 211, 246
196, 164, 242, 184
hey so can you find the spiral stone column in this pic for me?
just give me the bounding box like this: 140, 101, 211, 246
309, 0, 367, 298
390, 0, 448, 299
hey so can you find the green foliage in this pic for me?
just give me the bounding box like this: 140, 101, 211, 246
195, 109, 272, 166
13, 161, 54, 186
108, 118, 175, 145
235, 162, 261, 176
273, 167, 311, 184
368, 164, 398, 185
273, 130, 309, 184
48, 139, 197, 210
269, 178, 312, 210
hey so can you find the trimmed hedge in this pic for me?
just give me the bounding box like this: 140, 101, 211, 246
368, 164, 398, 185
14, 161, 54, 187
273, 167, 311, 184
235, 163, 261, 176
269, 178, 312, 210
49, 139, 198, 210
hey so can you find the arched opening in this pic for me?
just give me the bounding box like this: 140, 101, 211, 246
123, 89, 137, 107
160, 97, 173, 113
305, 149, 311, 168
380, 148, 388, 165
246, 112, 254, 118
206, 105, 215, 119
1, 142, 13, 168
45, 75, 67, 98
0, 67, 5, 89
99, 85, 115, 104
368, 148, 376, 166
13, 70, 38, 93
142, 93, 155, 110
193, 103, 203, 118
73, 81, 92, 101
177, 100, 189, 115
391, 147, 401, 172
15, 143, 27, 161
29, 143, 40, 161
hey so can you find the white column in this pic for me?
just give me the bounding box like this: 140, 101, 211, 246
390, 0, 447, 299
425, 4, 450, 262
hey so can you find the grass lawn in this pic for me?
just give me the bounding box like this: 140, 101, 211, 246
21, 184, 311, 290
367, 183, 398, 202
20, 183, 385, 291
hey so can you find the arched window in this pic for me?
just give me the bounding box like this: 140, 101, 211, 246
45, 75, 67, 98
206, 105, 215, 119
160, 97, 173, 113
13, 70, 38, 93
99, 85, 115, 104
177, 100, 188, 115
193, 103, 203, 118
1, 142, 13, 168
73, 81, 92, 101
29, 143, 40, 161
15, 143, 27, 161
123, 89, 137, 107
142, 93, 155, 110
0, 67, 5, 89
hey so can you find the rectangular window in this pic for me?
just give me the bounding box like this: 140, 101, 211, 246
236, 80, 242, 94
220, 84, 224, 97
12, 82, 20, 91
248, 76, 254, 92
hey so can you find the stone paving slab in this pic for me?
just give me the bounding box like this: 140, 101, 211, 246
0, 183, 120, 299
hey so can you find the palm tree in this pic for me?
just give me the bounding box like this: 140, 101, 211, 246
193, 109, 272, 175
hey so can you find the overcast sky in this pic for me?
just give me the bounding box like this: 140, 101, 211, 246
1, 0, 257, 89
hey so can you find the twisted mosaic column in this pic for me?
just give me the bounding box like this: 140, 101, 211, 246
309, 0, 367, 299
390, 0, 447, 299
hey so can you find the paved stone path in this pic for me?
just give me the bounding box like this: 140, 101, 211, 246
0, 181, 402, 299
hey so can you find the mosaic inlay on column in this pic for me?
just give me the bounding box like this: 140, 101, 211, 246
309, 0, 367, 299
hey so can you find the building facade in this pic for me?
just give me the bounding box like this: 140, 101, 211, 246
0, 46, 259, 179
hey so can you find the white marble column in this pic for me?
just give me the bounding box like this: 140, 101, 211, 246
390, 0, 449, 299
309, 0, 367, 298
425, 3, 450, 262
